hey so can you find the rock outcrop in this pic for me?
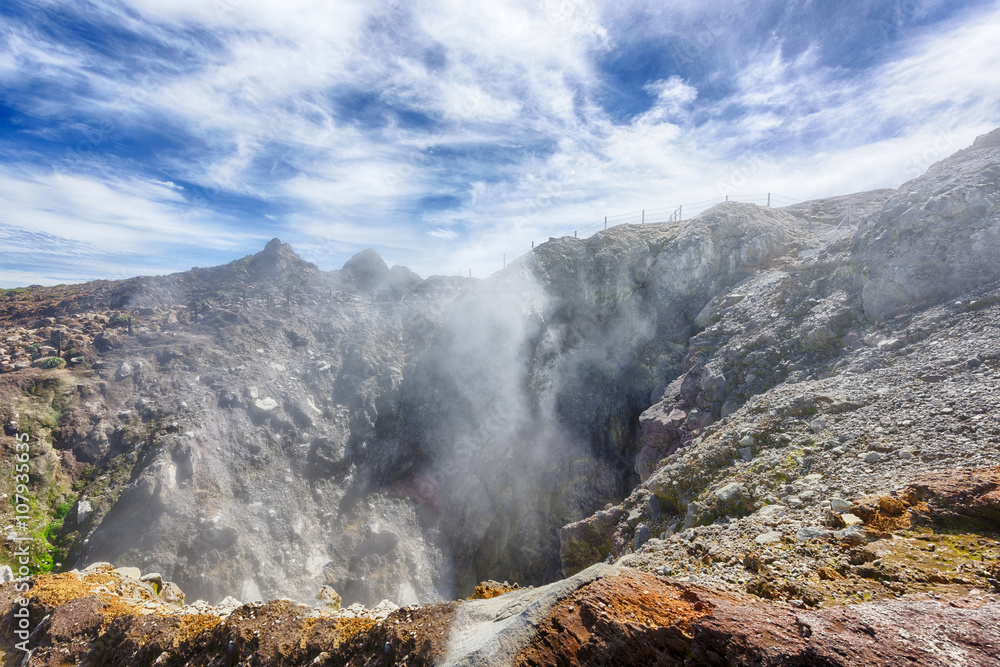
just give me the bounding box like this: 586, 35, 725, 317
2, 129, 1000, 665
855, 129, 1000, 317
2, 564, 997, 666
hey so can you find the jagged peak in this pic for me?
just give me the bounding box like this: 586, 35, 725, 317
247, 238, 316, 281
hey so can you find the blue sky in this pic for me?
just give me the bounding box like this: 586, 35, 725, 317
1, 0, 999, 286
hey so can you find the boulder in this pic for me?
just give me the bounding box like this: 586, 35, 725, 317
558, 506, 626, 576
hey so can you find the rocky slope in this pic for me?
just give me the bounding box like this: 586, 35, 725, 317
0, 128, 999, 664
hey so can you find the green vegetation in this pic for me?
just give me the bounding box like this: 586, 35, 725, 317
0, 377, 82, 575
40, 357, 66, 369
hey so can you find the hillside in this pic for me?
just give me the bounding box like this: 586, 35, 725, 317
1, 129, 999, 665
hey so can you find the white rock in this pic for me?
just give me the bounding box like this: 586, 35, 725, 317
756, 504, 787, 518
829, 497, 852, 513
755, 531, 782, 545
77, 499, 93, 523
115, 566, 141, 580
253, 397, 278, 412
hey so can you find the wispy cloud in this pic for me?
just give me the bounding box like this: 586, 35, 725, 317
0, 0, 998, 284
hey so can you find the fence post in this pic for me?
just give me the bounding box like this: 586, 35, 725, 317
574, 230, 577, 237
725, 195, 728, 202
642, 210, 645, 224
531, 241, 534, 249
767, 193, 771, 207
604, 216, 607, 230
679, 205, 682, 220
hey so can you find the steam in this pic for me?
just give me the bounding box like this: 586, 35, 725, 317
62, 236, 666, 605
403, 243, 661, 592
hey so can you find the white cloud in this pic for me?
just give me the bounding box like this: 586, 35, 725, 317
0, 167, 251, 250
2, 0, 999, 284
427, 228, 458, 240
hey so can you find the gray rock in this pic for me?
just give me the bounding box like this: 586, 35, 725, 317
834, 524, 873, 545
829, 497, 852, 513
197, 516, 239, 551
682, 501, 703, 530
809, 416, 828, 433
715, 482, 744, 503
863, 451, 881, 463
700, 368, 729, 402
632, 524, 651, 550
0, 565, 12, 583
795, 526, 831, 542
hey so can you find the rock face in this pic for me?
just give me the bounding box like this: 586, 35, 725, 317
3, 129, 1000, 664
855, 130, 1000, 317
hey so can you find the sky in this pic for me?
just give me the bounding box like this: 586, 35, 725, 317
1, 0, 999, 286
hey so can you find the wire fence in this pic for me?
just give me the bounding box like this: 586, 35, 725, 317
460, 192, 803, 278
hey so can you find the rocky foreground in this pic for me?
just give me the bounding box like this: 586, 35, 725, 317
2, 128, 1000, 665
2, 473, 999, 667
